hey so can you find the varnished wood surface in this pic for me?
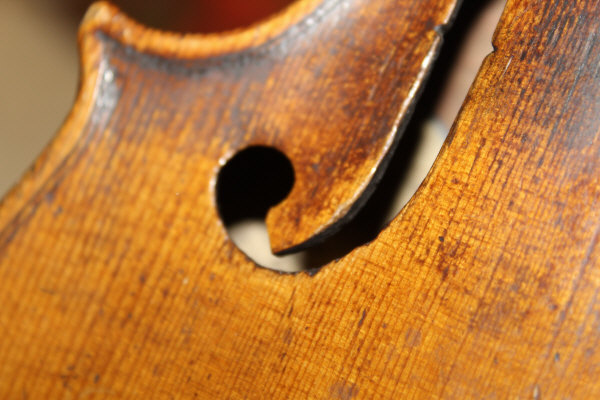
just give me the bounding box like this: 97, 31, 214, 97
0, 0, 458, 254
2, 0, 600, 398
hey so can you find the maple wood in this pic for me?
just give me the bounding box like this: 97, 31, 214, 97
2, 0, 600, 398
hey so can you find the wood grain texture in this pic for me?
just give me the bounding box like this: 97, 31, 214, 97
2, 0, 600, 398
27, 0, 456, 255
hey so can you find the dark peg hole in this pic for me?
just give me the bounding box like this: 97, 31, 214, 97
216, 146, 294, 228
217, 146, 312, 272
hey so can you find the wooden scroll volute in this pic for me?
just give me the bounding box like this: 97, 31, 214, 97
2, 0, 600, 398
57, 0, 457, 255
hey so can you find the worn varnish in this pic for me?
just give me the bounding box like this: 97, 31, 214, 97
1, 0, 600, 398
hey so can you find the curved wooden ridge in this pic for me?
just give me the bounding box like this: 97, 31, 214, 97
2, 0, 600, 398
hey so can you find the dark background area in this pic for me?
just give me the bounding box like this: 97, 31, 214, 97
38, 0, 295, 33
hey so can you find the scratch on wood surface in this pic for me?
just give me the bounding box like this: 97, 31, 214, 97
357, 309, 367, 328
500, 55, 513, 80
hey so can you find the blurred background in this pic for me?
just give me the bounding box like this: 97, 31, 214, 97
0, 0, 505, 271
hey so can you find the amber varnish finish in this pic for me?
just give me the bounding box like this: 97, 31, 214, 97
1, 0, 600, 398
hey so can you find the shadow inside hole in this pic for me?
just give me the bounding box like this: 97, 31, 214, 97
217, 146, 295, 225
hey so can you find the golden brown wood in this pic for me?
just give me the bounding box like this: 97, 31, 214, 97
2, 0, 600, 398
0, 0, 456, 255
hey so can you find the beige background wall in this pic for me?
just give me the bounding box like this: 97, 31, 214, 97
0, 1, 78, 196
